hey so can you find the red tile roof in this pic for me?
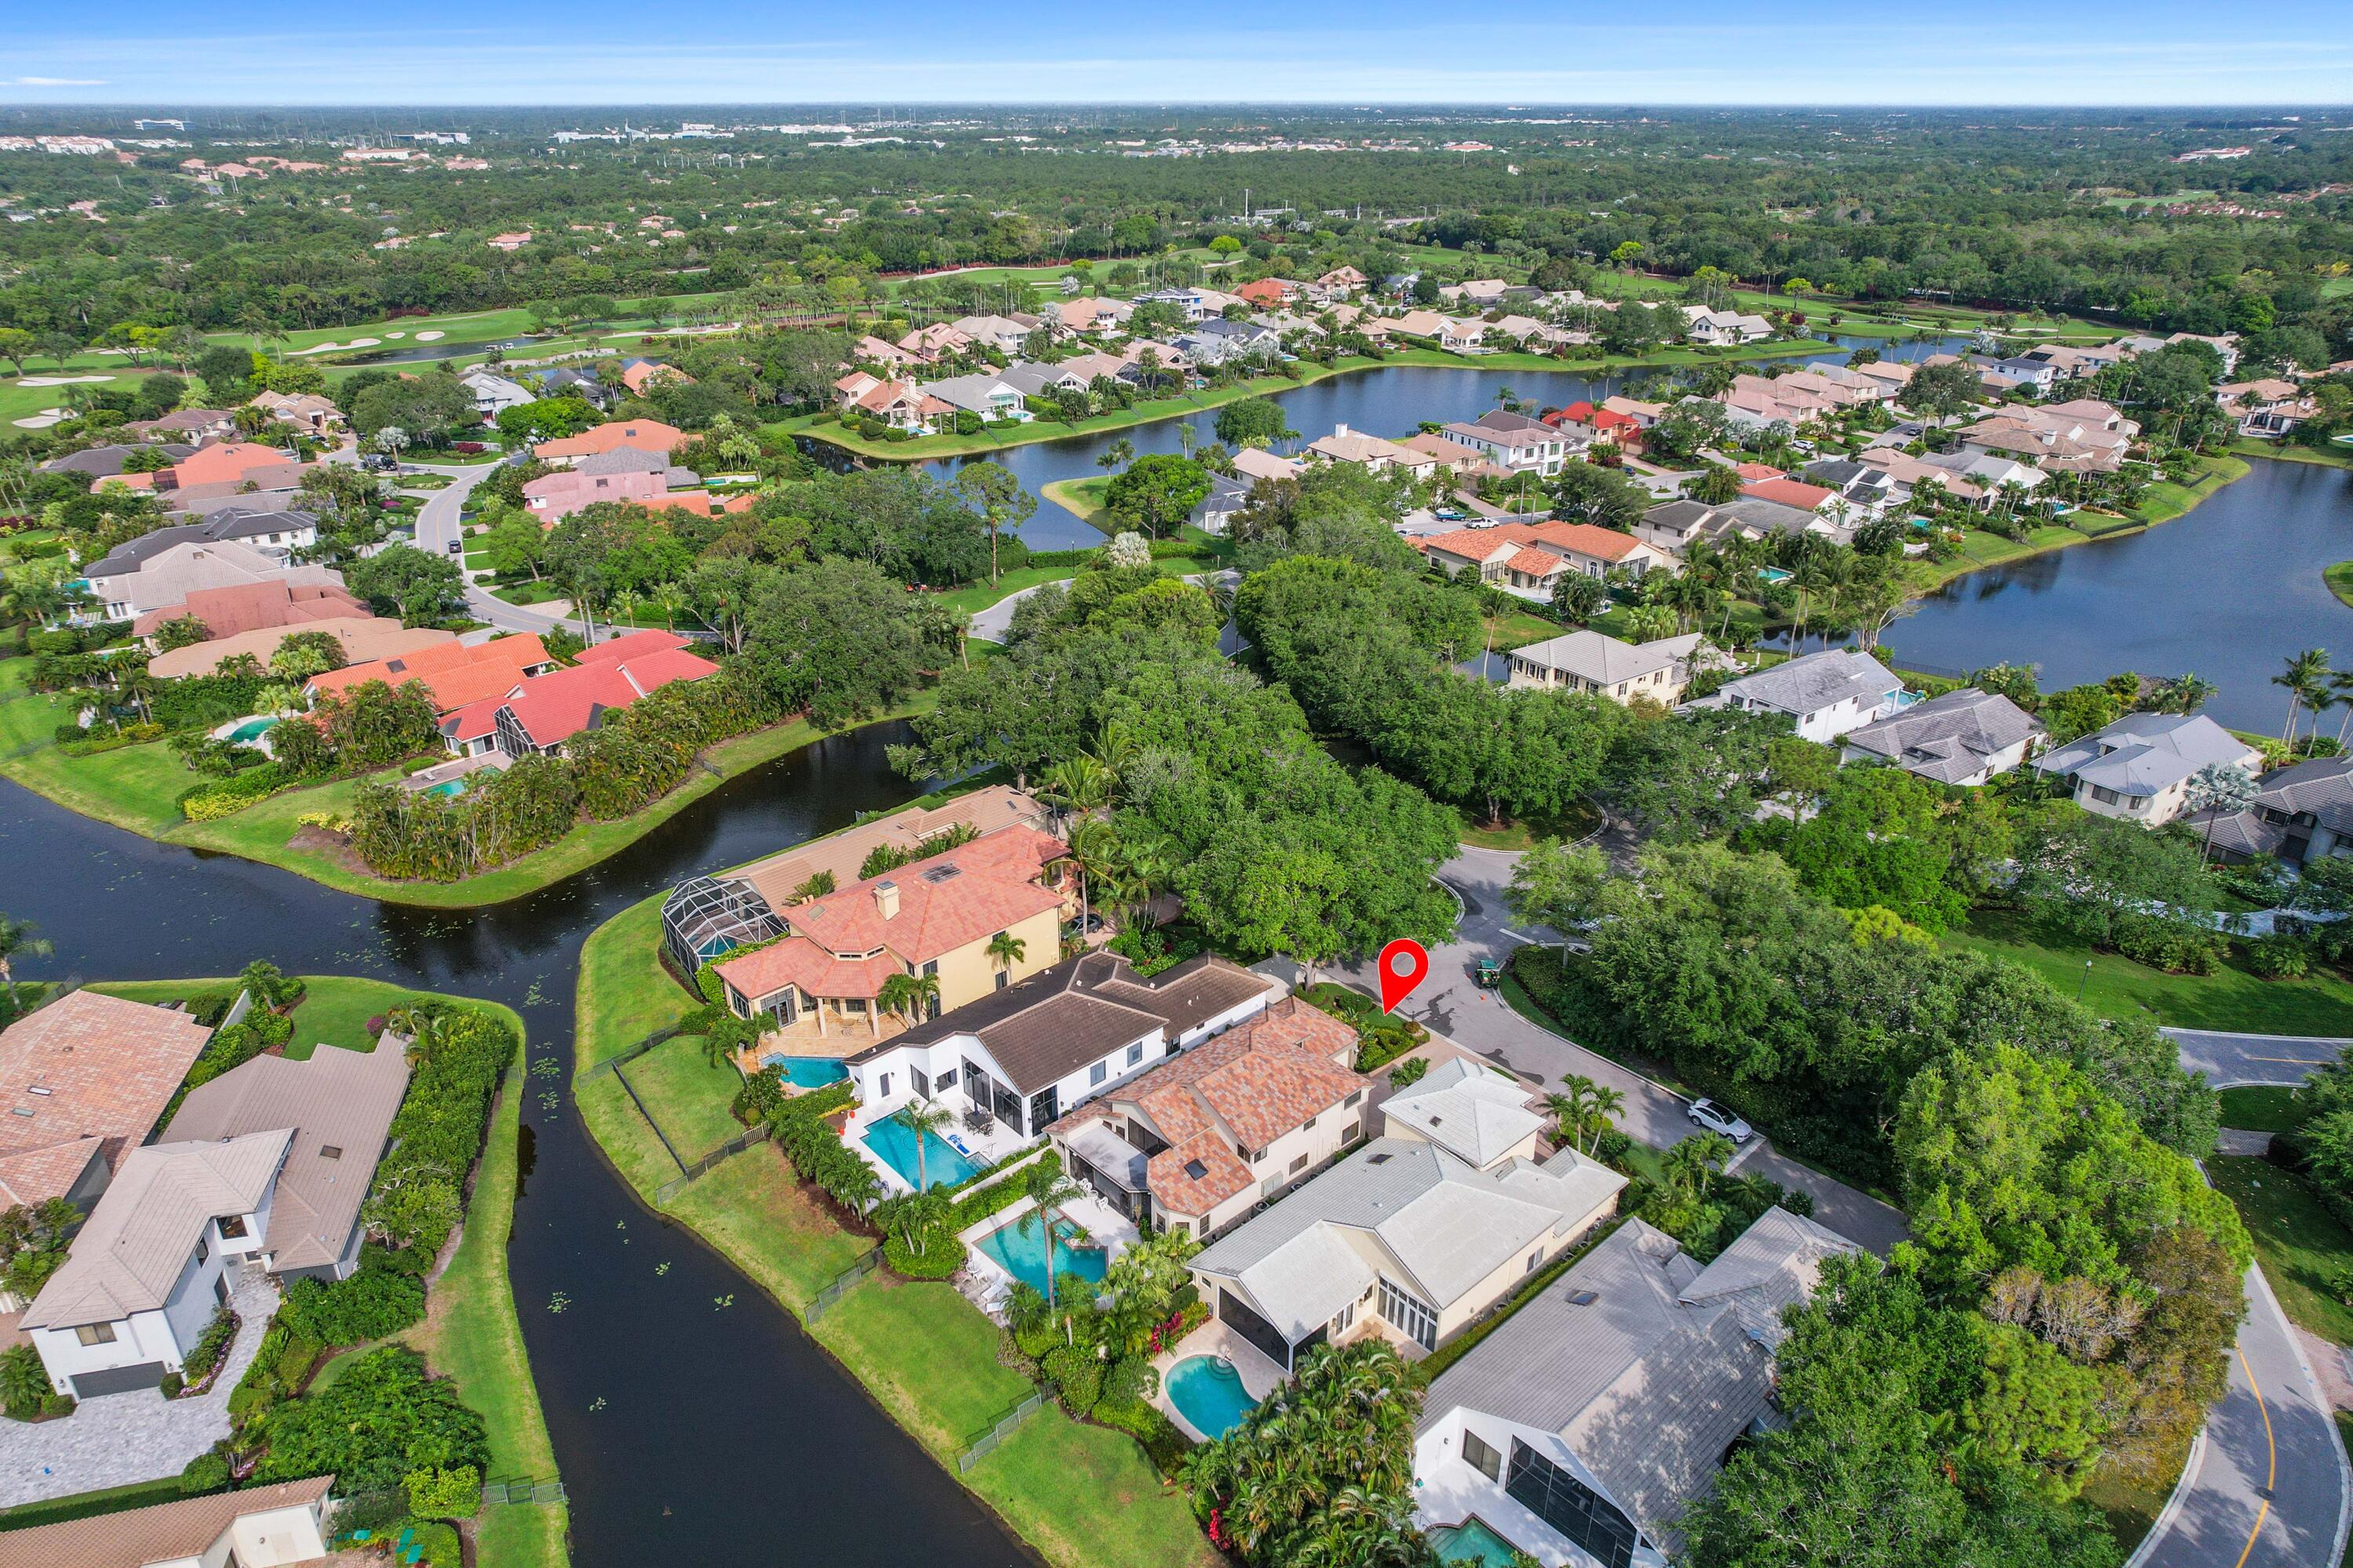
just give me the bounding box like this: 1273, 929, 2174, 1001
0, 991, 214, 1206
710, 938, 901, 1004
534, 419, 685, 462
307, 635, 551, 713
133, 580, 366, 638
1741, 477, 1836, 511
1415, 520, 1645, 570
498, 645, 719, 749
1732, 462, 1785, 481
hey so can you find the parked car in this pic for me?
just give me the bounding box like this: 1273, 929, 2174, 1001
445, 538, 464, 556
1686, 1097, 1753, 1144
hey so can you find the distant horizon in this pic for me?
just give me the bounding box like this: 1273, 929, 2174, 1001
5, 5, 2350, 109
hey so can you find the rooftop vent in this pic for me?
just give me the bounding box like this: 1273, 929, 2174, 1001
1563, 1290, 1598, 1307
320, 1145, 343, 1160
920, 864, 963, 885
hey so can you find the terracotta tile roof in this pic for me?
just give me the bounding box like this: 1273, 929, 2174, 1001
770, 824, 1066, 970
0, 991, 213, 1206
712, 937, 901, 1002
0, 1475, 333, 1568
534, 419, 685, 462
1732, 461, 1784, 480
132, 580, 365, 638
168, 442, 293, 489
499, 645, 719, 749
1741, 477, 1835, 511
307, 634, 551, 712
1505, 545, 1568, 577
1415, 520, 1645, 569
1149, 1133, 1255, 1213
576, 628, 692, 665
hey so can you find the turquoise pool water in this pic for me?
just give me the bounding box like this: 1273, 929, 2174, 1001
425, 778, 469, 799
226, 716, 279, 743
1433, 1518, 1523, 1566
1164, 1354, 1256, 1439
762, 1055, 848, 1089
975, 1215, 1107, 1294
860, 1115, 983, 1190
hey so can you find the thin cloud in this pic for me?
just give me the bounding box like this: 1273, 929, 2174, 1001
3, 76, 108, 87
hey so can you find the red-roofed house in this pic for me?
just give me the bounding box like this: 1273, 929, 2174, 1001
1413, 521, 1678, 596
0, 991, 213, 1217
1739, 476, 1841, 516
1732, 462, 1784, 482
1541, 401, 1641, 453
712, 823, 1071, 1040
439, 629, 719, 759
1048, 996, 1371, 1238
97, 442, 308, 496
304, 635, 556, 754
533, 419, 685, 467
523, 466, 668, 521
1232, 278, 1297, 309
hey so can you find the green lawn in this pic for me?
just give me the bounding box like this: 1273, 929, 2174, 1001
1944, 908, 2353, 1036
1040, 476, 1111, 528
2125, 454, 2251, 527
1456, 799, 1604, 853
573, 891, 1218, 1568
623, 1034, 748, 1159
87, 973, 460, 1060
2209, 1155, 2353, 1344
2219, 1086, 2311, 1133
2327, 562, 2353, 611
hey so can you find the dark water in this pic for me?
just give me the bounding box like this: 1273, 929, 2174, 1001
0, 722, 1036, 1568
1866, 457, 2353, 733
336, 337, 542, 366
882, 336, 1969, 552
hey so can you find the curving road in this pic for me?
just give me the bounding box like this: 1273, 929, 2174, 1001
403, 459, 592, 638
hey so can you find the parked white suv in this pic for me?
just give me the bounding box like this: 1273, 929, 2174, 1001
1686, 1098, 1754, 1144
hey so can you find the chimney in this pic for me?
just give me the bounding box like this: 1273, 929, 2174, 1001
1334, 423, 1351, 438
873, 880, 900, 920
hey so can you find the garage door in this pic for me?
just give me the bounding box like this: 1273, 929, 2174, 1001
70, 1361, 168, 1399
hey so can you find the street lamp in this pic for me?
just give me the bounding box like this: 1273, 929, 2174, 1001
2075, 958, 2093, 1002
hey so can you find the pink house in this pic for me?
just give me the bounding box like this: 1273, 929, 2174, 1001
523, 467, 666, 522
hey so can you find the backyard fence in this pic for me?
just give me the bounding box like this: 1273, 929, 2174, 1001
653, 1121, 773, 1202
581, 1022, 688, 1079
805, 1247, 882, 1322
956, 1385, 1050, 1474
481, 1475, 567, 1508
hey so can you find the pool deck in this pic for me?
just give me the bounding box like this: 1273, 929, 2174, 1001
1150, 1319, 1288, 1442
844, 1101, 1030, 1197
956, 1188, 1138, 1318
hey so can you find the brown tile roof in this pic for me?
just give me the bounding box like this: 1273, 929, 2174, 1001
535, 418, 685, 462
0, 1475, 333, 1568
0, 991, 213, 1206
1149, 1133, 1255, 1214
778, 824, 1066, 968
735, 786, 1051, 911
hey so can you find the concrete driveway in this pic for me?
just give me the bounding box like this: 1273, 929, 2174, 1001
2168, 1028, 2348, 1088
1323, 845, 1910, 1255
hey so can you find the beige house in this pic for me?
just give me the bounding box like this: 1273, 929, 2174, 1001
1306, 424, 1430, 475
0, 1475, 335, 1568
1050, 996, 1374, 1240
712, 821, 1069, 1039
1507, 629, 1718, 708
1187, 1135, 1626, 1370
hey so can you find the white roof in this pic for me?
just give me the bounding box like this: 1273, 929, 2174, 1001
1380, 1057, 1546, 1167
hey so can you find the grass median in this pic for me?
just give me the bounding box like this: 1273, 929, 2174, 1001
574, 893, 1216, 1568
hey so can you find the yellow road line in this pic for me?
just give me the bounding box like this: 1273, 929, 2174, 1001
2230, 1345, 2278, 1568
2244, 1056, 2329, 1066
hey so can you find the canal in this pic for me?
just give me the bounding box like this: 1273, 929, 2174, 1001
0, 722, 1037, 1568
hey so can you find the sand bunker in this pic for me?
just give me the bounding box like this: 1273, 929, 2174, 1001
13, 374, 114, 387
413, 329, 446, 341
13, 408, 68, 428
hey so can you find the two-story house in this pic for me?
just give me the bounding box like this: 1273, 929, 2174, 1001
1441, 411, 1568, 477
2034, 712, 2265, 828
1704, 649, 1907, 744
2187, 755, 2353, 868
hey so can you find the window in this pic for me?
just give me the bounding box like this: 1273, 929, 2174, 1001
218, 1214, 249, 1239
75, 1322, 117, 1346
1127, 1042, 1144, 1067
995, 970, 1008, 991
912, 1068, 931, 1099
1504, 1440, 1640, 1568
1345, 1090, 1364, 1108
1341, 1123, 1362, 1144
1527, 1249, 1543, 1274
1463, 1429, 1503, 1483
877, 1071, 892, 1099
1090, 1061, 1108, 1086
1378, 1276, 1439, 1351
1288, 1152, 1309, 1175
935, 1068, 957, 1090
1302, 1114, 1318, 1132
195, 1235, 207, 1263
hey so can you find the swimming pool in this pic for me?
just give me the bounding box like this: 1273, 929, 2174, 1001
974, 1214, 1108, 1295
425, 778, 469, 799
762, 1055, 848, 1089
225, 716, 279, 743
1164, 1354, 1256, 1440
1432, 1518, 1523, 1566
860, 1115, 984, 1190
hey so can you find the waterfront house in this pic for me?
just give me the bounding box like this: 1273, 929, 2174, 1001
842, 951, 1278, 1148
1415, 522, 1676, 598
919, 372, 1033, 424
1186, 1136, 1626, 1369
2034, 712, 2264, 827
1413, 1209, 1859, 1568
1703, 649, 1905, 744
714, 821, 1070, 1040
1682, 306, 1776, 344
1306, 424, 1426, 475
0, 990, 213, 1217
450, 629, 717, 760
0, 1474, 335, 1567
2186, 754, 2353, 868
1230, 447, 1306, 485
306, 635, 555, 754
533, 418, 685, 467
1441, 411, 1568, 477
1047, 995, 1370, 1239
1506, 630, 1718, 708
1839, 686, 2045, 785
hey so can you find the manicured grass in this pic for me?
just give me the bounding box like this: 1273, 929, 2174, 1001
1040, 476, 1111, 528
2208, 1155, 2353, 1344
1456, 799, 1604, 853
1944, 908, 2353, 1036
624, 1034, 747, 1159
2326, 562, 2353, 610
2235, 438, 2353, 472
407, 1031, 569, 1568
2218, 1086, 2311, 1133
573, 890, 1218, 1568
2124, 454, 2250, 527
0, 733, 199, 836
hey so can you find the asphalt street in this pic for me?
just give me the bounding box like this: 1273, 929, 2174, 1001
2168, 1028, 2350, 1087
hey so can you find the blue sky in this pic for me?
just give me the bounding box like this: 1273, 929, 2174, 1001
3, 2, 2349, 107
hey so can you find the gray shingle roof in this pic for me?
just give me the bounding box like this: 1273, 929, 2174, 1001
1189, 1137, 1626, 1341
1420, 1210, 1856, 1549
1721, 649, 1899, 718
2035, 712, 2254, 797
2187, 754, 2353, 856
1841, 687, 2043, 782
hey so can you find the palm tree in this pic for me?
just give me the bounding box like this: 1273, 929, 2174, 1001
984, 930, 1027, 976
1097, 438, 1135, 475
875, 971, 940, 1029
1063, 818, 1117, 941
653, 582, 687, 633
1662, 1131, 1734, 1202
1016, 1159, 1089, 1315
1038, 754, 1113, 838
2164, 672, 2218, 715
0, 914, 53, 1009
2275, 648, 2331, 749
894, 1098, 956, 1194
2187, 762, 2261, 860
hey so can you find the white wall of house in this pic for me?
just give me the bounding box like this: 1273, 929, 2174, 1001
31, 1205, 267, 1395
1413, 1407, 1667, 1568
1728, 689, 1892, 745
218, 1495, 335, 1566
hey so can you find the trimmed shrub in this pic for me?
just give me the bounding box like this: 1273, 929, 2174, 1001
1042, 1344, 1102, 1416
179, 762, 298, 820
279, 1268, 426, 1348
179, 1448, 232, 1495
883, 1229, 967, 1279
405, 1463, 483, 1519
255, 1346, 487, 1495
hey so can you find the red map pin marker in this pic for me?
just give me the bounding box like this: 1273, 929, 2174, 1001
1377, 938, 1430, 1013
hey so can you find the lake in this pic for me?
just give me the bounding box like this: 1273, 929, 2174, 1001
0, 723, 1037, 1568
1874, 457, 2353, 733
